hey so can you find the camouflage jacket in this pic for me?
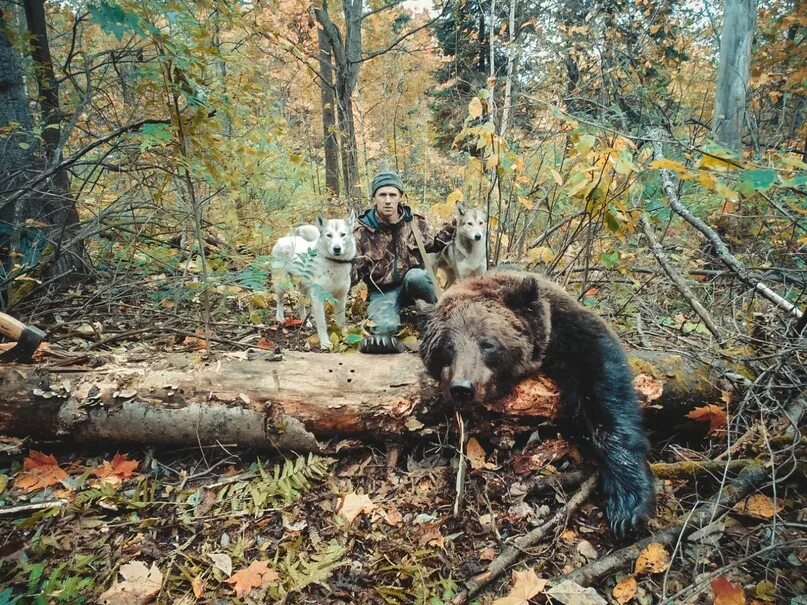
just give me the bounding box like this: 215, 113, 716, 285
354, 205, 455, 293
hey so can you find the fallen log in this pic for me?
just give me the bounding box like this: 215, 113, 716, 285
0, 348, 725, 451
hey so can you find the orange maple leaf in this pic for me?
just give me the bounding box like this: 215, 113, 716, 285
283, 317, 303, 328
227, 560, 279, 597
15, 450, 68, 492
92, 453, 140, 480
685, 404, 728, 436
711, 576, 745, 605
182, 328, 209, 350
257, 337, 275, 350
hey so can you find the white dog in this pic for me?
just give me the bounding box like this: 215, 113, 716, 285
271, 211, 356, 348
435, 202, 487, 287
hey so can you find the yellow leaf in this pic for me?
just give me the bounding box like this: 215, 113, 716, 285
649, 159, 690, 176
492, 568, 547, 605
486, 153, 499, 170
469, 97, 484, 119
337, 492, 375, 522
517, 196, 533, 210
550, 168, 564, 186
613, 575, 637, 604
446, 189, 464, 205
529, 246, 555, 265
733, 494, 783, 519
634, 542, 670, 575
699, 171, 716, 190
699, 154, 740, 172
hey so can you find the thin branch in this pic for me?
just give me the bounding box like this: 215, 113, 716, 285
449, 475, 599, 605
360, 2, 450, 63
551, 463, 767, 587
639, 213, 726, 346
649, 129, 803, 320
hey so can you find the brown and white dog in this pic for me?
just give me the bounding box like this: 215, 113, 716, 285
435, 202, 487, 288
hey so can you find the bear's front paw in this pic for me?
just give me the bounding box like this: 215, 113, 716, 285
603, 470, 655, 538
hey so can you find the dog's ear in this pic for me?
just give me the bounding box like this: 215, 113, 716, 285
316, 213, 326, 230
345, 209, 356, 229
455, 201, 466, 217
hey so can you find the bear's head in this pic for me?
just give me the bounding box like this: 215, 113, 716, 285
417, 272, 551, 404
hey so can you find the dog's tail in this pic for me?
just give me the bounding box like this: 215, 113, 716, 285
294, 224, 320, 242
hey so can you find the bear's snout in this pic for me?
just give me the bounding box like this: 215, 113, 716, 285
449, 379, 475, 401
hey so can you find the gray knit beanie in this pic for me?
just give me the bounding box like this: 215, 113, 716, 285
371, 171, 404, 198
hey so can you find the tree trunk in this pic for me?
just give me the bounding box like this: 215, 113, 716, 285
313, 4, 361, 199
317, 22, 340, 196
21, 1, 86, 284
712, 0, 758, 153
0, 9, 39, 306
0, 349, 724, 451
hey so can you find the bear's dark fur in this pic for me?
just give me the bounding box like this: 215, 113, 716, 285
418, 271, 654, 536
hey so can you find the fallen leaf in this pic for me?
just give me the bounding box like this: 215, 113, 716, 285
14, 450, 68, 492
208, 552, 233, 577
98, 560, 163, 604
577, 539, 598, 560
257, 337, 274, 349
546, 579, 607, 604
479, 546, 497, 561
492, 568, 547, 605
634, 542, 670, 575
383, 505, 403, 526
711, 576, 745, 605
227, 560, 279, 597
337, 493, 375, 522
466, 437, 497, 470
685, 404, 728, 436
613, 575, 637, 604
733, 494, 783, 520
182, 329, 208, 350
417, 524, 445, 548
92, 453, 140, 481
191, 576, 205, 598
283, 317, 303, 328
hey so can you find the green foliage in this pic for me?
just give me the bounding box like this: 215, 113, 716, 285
280, 539, 347, 593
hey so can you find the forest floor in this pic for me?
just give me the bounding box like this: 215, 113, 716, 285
0, 276, 805, 604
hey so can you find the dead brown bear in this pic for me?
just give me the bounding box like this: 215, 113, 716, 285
417, 271, 655, 536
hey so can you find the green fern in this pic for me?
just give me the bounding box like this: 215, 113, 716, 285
246, 454, 333, 509
281, 539, 347, 592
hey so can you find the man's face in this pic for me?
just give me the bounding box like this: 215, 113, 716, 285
374, 186, 402, 223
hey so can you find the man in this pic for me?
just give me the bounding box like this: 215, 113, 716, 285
354, 171, 455, 354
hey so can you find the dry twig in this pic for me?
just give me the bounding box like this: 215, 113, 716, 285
449, 474, 599, 604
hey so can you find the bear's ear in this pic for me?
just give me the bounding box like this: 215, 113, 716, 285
502, 275, 539, 311
414, 299, 436, 316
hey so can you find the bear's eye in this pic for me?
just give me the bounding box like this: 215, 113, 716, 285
479, 339, 498, 353
435, 341, 455, 366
